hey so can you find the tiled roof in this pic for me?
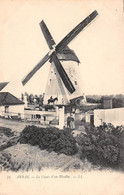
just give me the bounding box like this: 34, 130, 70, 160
0, 92, 24, 106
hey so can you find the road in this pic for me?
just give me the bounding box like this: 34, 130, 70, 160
0, 118, 84, 135
0, 118, 46, 132
0, 118, 27, 132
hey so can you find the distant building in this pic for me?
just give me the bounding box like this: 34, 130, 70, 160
103, 97, 112, 109
0, 92, 24, 119
85, 110, 94, 125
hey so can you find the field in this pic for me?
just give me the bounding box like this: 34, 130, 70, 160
0, 118, 27, 132
0, 143, 95, 172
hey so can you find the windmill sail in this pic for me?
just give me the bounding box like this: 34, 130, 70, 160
51, 53, 75, 93
22, 53, 50, 85
39, 20, 76, 93
56, 10, 98, 51
40, 20, 56, 49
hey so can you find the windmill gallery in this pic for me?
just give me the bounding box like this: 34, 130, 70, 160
0, 10, 103, 129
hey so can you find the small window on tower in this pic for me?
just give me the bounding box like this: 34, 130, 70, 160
50, 79, 51, 83
75, 81, 77, 85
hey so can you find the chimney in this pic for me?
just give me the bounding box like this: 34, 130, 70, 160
103, 97, 112, 109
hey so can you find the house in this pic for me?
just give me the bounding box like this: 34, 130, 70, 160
0, 92, 24, 119
0, 80, 23, 99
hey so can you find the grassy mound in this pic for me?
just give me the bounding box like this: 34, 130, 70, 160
0, 144, 94, 172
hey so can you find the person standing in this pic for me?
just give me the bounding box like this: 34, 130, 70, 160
67, 114, 75, 129
67, 116, 71, 128
70, 114, 75, 129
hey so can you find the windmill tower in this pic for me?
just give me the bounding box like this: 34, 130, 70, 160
44, 47, 81, 105
22, 11, 98, 105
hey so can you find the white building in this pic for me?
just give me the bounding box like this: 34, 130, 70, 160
0, 92, 24, 119
94, 107, 124, 127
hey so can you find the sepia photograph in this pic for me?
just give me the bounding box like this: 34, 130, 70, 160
0, 0, 124, 194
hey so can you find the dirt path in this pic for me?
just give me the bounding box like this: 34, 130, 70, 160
0, 118, 27, 132
0, 118, 47, 132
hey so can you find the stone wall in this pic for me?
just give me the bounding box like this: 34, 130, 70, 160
94, 107, 124, 127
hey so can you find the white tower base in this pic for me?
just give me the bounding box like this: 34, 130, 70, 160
44, 60, 84, 105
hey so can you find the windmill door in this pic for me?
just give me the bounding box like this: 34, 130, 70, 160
90, 115, 94, 126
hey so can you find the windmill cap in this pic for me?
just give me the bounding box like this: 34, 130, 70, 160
57, 46, 80, 63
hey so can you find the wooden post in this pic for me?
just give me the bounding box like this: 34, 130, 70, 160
58, 106, 65, 129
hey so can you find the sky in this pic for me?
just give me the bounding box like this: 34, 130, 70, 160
0, 0, 124, 97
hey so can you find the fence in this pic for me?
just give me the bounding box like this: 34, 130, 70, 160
0, 107, 65, 128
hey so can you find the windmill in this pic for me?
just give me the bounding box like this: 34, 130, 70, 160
22, 10, 98, 105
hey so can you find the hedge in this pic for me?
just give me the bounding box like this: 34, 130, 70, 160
19, 125, 78, 155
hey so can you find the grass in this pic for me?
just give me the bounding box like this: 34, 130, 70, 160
0, 143, 97, 172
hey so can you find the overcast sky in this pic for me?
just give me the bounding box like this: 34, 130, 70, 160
0, 0, 124, 97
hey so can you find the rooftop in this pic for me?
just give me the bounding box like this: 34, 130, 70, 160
0, 92, 24, 106
57, 46, 80, 63
0, 82, 9, 91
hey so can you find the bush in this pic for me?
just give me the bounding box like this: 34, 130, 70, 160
0, 127, 19, 151
0, 127, 14, 137
19, 125, 78, 156
76, 123, 124, 170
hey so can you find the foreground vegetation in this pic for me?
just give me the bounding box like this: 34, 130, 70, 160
0, 127, 19, 151
0, 123, 124, 171
19, 126, 78, 155
76, 123, 124, 170
19, 124, 124, 170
